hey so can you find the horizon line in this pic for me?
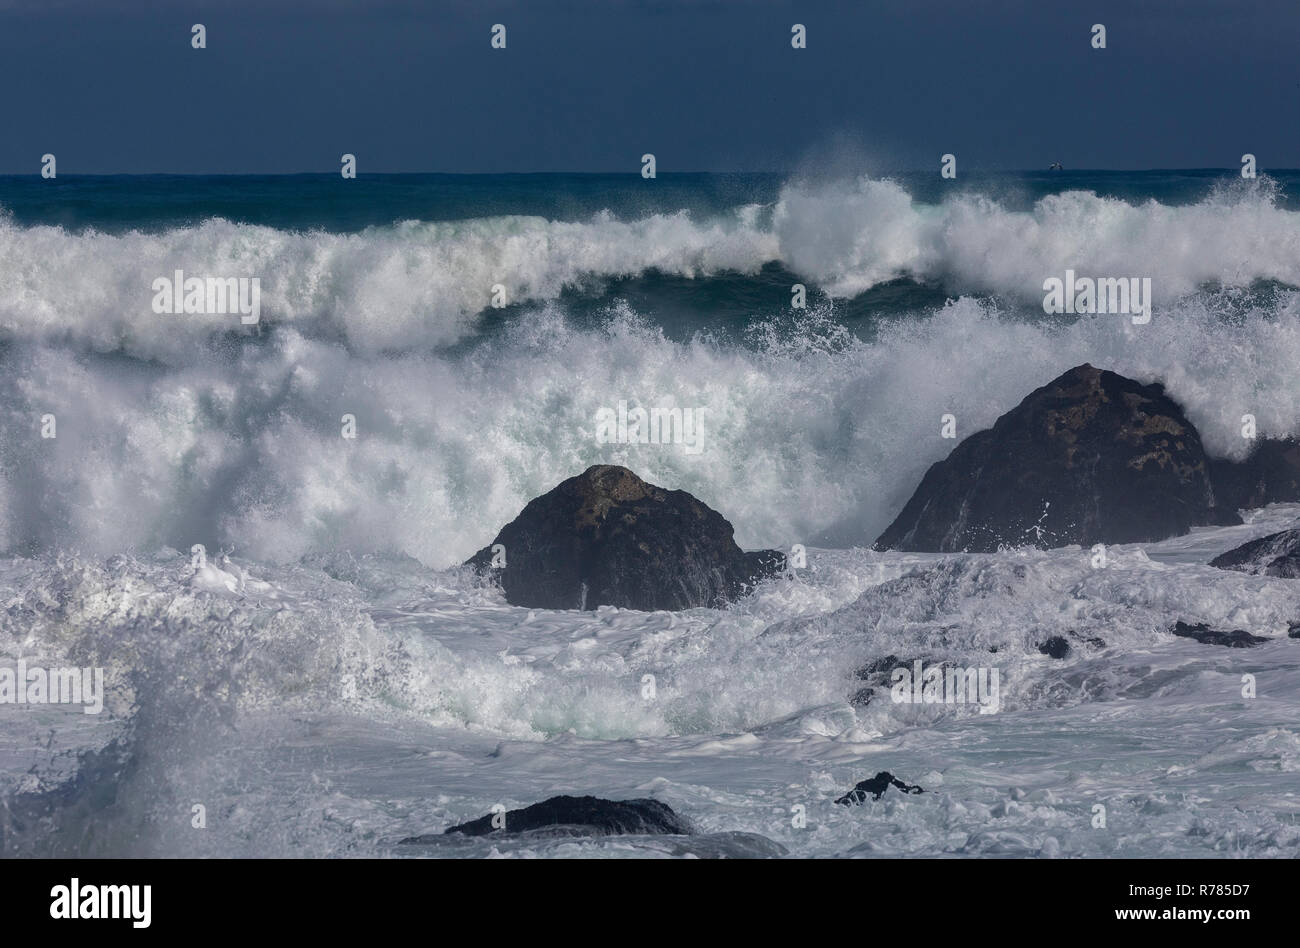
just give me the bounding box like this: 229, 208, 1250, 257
0, 167, 1290, 178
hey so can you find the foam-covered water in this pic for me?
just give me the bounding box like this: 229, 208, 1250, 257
2, 171, 1299, 857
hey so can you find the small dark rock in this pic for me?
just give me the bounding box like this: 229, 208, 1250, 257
402, 795, 694, 841
1288, 622, 1300, 639
836, 772, 925, 805
1170, 621, 1268, 648
1208, 527, 1300, 578
467, 465, 785, 611
875, 364, 1239, 552
1036, 635, 1070, 659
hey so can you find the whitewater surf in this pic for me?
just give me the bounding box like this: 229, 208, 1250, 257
2, 170, 1299, 859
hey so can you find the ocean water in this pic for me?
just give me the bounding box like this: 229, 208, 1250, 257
2, 170, 1299, 858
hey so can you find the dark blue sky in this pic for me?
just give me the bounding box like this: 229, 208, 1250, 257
2, 0, 1296, 174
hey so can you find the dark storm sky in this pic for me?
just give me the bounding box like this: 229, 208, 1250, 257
1, 0, 1296, 174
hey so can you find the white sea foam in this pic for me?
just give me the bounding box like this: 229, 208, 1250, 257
3, 510, 1299, 857
774, 174, 1300, 300
2, 293, 1299, 564
0, 208, 778, 360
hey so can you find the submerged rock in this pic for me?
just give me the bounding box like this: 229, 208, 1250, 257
1210, 438, 1300, 512
836, 772, 925, 805
405, 795, 694, 839
660, 832, 788, 858
849, 686, 875, 708
875, 364, 1239, 552
1208, 527, 1300, 578
1170, 621, 1268, 648
467, 465, 785, 611
1071, 631, 1107, 649
850, 653, 920, 706
853, 653, 910, 682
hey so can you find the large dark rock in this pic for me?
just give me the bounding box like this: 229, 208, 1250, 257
467, 465, 785, 610
408, 795, 693, 839
875, 365, 1240, 552
1210, 439, 1300, 512
1208, 527, 1300, 578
